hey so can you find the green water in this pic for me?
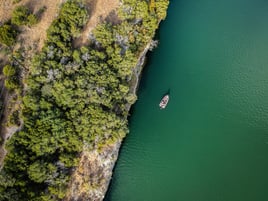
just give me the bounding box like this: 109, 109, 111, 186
105, 0, 268, 200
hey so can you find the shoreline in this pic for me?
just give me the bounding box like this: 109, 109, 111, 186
65, 40, 153, 201
0, 0, 170, 199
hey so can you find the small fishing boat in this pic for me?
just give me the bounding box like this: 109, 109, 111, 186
159, 94, 169, 109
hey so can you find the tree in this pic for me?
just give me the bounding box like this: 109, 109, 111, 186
11, 5, 38, 26
27, 14, 38, 26
0, 24, 17, 46
27, 161, 48, 183
4, 78, 19, 90
155, 0, 169, 20
11, 6, 30, 26
3, 65, 16, 77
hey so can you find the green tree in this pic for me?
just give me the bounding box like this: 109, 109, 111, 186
27, 14, 38, 26
11, 5, 38, 26
27, 161, 48, 183
155, 0, 169, 19
0, 24, 17, 46
11, 6, 30, 26
3, 65, 16, 77
4, 78, 19, 90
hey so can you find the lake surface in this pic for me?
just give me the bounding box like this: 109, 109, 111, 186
105, 0, 268, 200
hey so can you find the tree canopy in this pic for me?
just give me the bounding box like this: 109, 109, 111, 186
0, 24, 17, 46
11, 5, 37, 26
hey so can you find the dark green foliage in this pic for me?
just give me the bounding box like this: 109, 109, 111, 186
59, 1, 88, 35
0, 0, 169, 200
11, 5, 38, 26
3, 64, 20, 91
7, 110, 20, 126
0, 24, 17, 46
11, 6, 30, 25
4, 78, 19, 90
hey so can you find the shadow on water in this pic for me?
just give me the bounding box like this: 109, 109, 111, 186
135, 29, 162, 93
105, 22, 171, 201
104, 31, 164, 201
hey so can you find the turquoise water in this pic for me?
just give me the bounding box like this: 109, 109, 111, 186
106, 0, 268, 200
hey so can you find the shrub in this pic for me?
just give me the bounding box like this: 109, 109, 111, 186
4, 78, 19, 90
11, 6, 38, 26
7, 110, 20, 126
11, 6, 30, 26
0, 24, 17, 46
27, 14, 38, 26
3, 65, 16, 77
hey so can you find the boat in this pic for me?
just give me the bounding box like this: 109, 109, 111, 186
159, 94, 169, 109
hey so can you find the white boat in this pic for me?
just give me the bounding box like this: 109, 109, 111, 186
159, 94, 169, 109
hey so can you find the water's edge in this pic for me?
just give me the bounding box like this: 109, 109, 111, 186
65, 41, 156, 200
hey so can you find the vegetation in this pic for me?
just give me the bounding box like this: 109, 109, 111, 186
3, 65, 16, 77
2, 64, 20, 90
0, 0, 169, 200
0, 4, 38, 46
0, 24, 17, 46
12, 0, 22, 4
11, 5, 38, 26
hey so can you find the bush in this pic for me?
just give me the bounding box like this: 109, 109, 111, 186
7, 110, 20, 126
11, 6, 30, 26
11, 6, 38, 26
4, 78, 19, 90
3, 65, 16, 77
27, 14, 38, 26
0, 24, 17, 46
